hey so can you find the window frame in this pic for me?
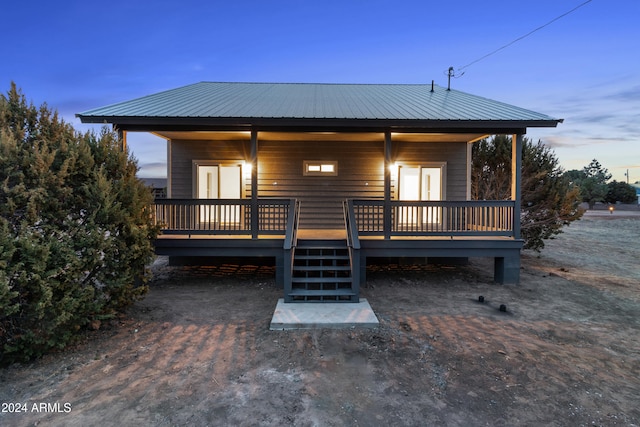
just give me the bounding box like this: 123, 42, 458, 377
303, 160, 338, 176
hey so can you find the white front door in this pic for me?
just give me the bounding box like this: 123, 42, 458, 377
197, 164, 241, 224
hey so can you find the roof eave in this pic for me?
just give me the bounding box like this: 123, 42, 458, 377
76, 115, 562, 133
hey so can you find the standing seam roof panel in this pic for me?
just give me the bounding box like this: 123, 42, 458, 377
78, 82, 560, 123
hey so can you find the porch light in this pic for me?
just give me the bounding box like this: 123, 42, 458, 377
389, 163, 399, 179
242, 162, 252, 179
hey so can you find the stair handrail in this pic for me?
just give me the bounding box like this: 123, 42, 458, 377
283, 199, 300, 298
344, 199, 361, 301
343, 199, 361, 250
283, 199, 300, 250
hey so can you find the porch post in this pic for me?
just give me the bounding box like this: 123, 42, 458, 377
115, 126, 126, 152
384, 130, 392, 239
512, 133, 523, 239
250, 130, 259, 239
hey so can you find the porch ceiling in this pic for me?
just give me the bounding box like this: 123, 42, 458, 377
152, 130, 488, 144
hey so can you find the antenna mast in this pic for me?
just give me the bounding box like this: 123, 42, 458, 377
446, 67, 463, 90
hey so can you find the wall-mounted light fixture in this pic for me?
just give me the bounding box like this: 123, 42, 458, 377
242, 161, 252, 179
389, 162, 399, 179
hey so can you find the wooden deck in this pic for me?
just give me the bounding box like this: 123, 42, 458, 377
151, 198, 523, 286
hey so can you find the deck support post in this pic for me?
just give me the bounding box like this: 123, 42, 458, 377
359, 253, 367, 286
384, 131, 392, 240
250, 130, 259, 239
276, 252, 286, 289
512, 134, 523, 239
494, 255, 520, 284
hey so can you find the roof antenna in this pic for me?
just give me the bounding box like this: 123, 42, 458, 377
446, 66, 464, 91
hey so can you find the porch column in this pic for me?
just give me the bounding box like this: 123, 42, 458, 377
384, 131, 392, 239
511, 134, 523, 239
115, 126, 126, 152
250, 130, 259, 239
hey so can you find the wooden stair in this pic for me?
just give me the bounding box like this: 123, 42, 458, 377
286, 239, 358, 302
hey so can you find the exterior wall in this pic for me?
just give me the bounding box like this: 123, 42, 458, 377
394, 141, 468, 201
169, 139, 249, 198
168, 136, 470, 228
259, 140, 384, 229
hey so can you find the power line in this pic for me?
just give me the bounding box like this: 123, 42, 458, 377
456, 0, 593, 73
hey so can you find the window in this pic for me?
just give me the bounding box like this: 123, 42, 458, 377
193, 161, 243, 225
396, 162, 446, 225
398, 165, 443, 201
303, 160, 338, 176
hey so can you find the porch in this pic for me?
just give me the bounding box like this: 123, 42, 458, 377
152, 198, 523, 302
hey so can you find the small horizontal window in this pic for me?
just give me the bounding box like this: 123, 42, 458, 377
304, 160, 338, 176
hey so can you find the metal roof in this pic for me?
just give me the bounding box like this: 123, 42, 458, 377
77, 82, 562, 129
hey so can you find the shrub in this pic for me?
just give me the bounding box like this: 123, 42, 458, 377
0, 83, 159, 365
472, 135, 583, 252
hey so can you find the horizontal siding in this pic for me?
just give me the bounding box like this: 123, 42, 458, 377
169, 137, 469, 229
170, 139, 248, 198
394, 141, 468, 201
259, 140, 384, 229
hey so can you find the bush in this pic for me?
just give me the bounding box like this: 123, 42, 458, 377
472, 136, 583, 252
0, 83, 159, 365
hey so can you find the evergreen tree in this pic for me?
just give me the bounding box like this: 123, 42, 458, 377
0, 83, 159, 365
605, 180, 637, 204
566, 159, 612, 208
471, 135, 583, 252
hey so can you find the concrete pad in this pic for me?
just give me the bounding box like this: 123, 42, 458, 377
269, 298, 379, 330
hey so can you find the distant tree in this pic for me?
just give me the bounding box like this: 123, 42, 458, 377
472, 135, 583, 252
566, 159, 612, 208
563, 169, 586, 185
605, 180, 637, 204
0, 83, 160, 365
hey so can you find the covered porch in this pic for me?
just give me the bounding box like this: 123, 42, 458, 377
151, 197, 523, 302
149, 128, 527, 302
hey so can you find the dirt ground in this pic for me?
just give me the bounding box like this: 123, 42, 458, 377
1, 210, 639, 427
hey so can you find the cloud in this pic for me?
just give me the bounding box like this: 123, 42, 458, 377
619, 163, 640, 169
541, 133, 630, 150
543, 136, 593, 149
136, 162, 167, 178
605, 84, 640, 103
583, 136, 632, 143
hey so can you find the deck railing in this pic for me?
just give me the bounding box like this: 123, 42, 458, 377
350, 200, 516, 238
152, 199, 515, 238
152, 198, 296, 236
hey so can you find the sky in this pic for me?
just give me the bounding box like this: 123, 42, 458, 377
2, 0, 639, 182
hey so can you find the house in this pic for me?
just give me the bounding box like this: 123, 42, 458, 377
77, 82, 562, 302
632, 184, 640, 205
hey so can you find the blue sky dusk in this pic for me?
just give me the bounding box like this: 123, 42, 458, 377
2, 0, 638, 182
